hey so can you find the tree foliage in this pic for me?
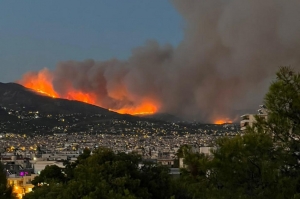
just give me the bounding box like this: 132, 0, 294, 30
265, 67, 300, 169
31, 165, 66, 186
0, 162, 15, 199
178, 67, 300, 199
25, 148, 173, 199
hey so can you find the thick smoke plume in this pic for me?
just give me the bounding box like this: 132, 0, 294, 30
18, 0, 300, 122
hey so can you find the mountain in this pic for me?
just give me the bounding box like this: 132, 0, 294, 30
0, 82, 118, 116
0, 82, 240, 135
0, 82, 139, 134
141, 113, 184, 123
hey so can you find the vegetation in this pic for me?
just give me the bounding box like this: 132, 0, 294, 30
24, 148, 173, 199
0, 163, 15, 199
23, 67, 300, 198
174, 67, 300, 199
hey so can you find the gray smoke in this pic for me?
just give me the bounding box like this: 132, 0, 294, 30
20, 0, 300, 122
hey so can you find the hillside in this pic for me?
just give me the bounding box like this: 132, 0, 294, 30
0, 82, 120, 115
0, 82, 240, 135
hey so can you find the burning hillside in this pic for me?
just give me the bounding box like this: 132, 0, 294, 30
17, 0, 300, 122
18, 68, 159, 115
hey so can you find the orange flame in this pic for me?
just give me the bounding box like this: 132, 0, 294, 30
214, 119, 232, 125
18, 68, 58, 98
64, 90, 96, 104
110, 101, 158, 115
18, 70, 159, 115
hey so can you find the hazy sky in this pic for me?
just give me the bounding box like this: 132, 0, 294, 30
7, 0, 300, 121
0, 0, 183, 83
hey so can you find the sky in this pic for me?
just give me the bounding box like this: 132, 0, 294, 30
3, 0, 299, 121
0, 0, 183, 83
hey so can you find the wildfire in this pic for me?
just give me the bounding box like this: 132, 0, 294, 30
65, 90, 96, 104
214, 119, 233, 125
35, 89, 57, 98
110, 101, 157, 115
18, 69, 59, 98
18, 70, 159, 116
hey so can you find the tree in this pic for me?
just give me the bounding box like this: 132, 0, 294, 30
175, 150, 212, 199
77, 148, 91, 163
31, 165, 66, 186
210, 132, 287, 199
176, 144, 193, 159
23, 183, 64, 199
177, 130, 295, 199
263, 66, 300, 197
139, 161, 173, 199
264, 67, 300, 167
25, 147, 174, 199
176, 67, 300, 198
61, 148, 146, 199
63, 148, 91, 181
0, 162, 15, 199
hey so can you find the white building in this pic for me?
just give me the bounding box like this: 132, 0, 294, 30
31, 161, 65, 174
240, 105, 268, 131
199, 146, 214, 156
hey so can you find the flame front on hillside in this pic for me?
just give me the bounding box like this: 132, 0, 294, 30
214, 119, 233, 125
17, 68, 160, 116
20, 69, 58, 98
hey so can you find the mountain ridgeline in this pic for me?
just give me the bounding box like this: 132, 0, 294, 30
0, 82, 239, 135
0, 82, 118, 115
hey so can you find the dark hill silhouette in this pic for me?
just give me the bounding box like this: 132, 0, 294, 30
0, 82, 119, 116
141, 113, 184, 123
0, 83, 241, 135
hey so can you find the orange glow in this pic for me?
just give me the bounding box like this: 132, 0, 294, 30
214, 119, 232, 125
18, 70, 159, 115
110, 101, 158, 115
18, 68, 58, 98
64, 90, 97, 104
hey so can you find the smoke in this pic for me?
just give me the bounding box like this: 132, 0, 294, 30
18, 0, 300, 122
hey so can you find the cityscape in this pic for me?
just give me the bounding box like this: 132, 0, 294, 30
0, 84, 241, 198
0, 101, 240, 198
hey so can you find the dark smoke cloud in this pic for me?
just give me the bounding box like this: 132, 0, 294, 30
23, 0, 300, 122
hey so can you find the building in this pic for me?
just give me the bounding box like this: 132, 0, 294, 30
1, 154, 36, 199
199, 146, 214, 156
240, 114, 257, 131
7, 174, 38, 199
240, 105, 268, 131
31, 160, 65, 174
